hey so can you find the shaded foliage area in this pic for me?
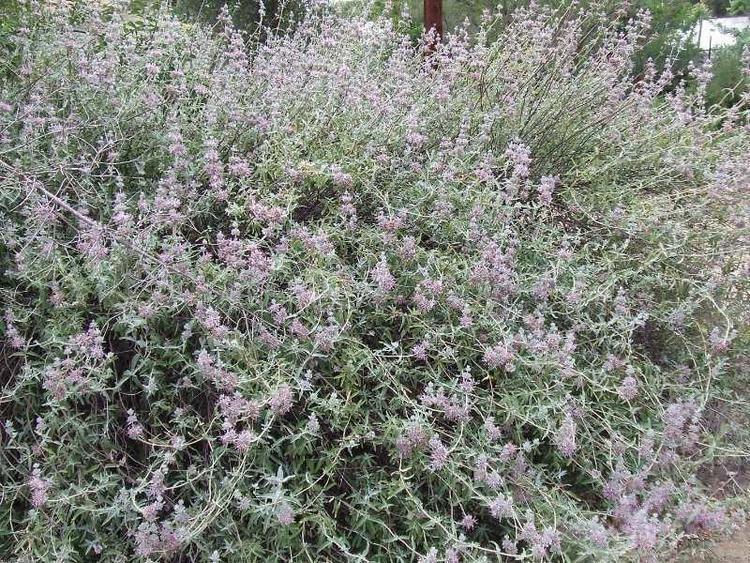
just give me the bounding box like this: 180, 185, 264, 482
162, 0, 304, 36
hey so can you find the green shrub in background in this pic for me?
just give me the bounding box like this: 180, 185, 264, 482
0, 0, 21, 50
727, 0, 750, 15
706, 34, 750, 107
0, 1, 748, 561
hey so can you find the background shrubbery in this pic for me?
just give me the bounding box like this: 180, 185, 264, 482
706, 31, 750, 106
1, 1, 749, 561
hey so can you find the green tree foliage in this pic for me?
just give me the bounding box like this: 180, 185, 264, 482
706, 0, 750, 15
729, 0, 750, 15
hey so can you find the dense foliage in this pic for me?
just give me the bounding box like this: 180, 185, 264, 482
1, 1, 749, 561
707, 33, 750, 106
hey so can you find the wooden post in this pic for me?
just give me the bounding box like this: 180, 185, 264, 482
424, 0, 443, 44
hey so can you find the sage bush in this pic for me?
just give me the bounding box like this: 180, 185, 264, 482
1, 1, 749, 561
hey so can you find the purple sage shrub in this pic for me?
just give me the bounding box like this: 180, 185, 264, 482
0, 0, 748, 561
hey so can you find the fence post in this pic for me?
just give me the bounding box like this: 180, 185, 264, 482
424, 0, 443, 45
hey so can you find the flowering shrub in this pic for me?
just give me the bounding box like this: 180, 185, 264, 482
1, 1, 749, 561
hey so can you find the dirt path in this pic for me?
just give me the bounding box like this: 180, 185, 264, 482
677, 523, 750, 562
